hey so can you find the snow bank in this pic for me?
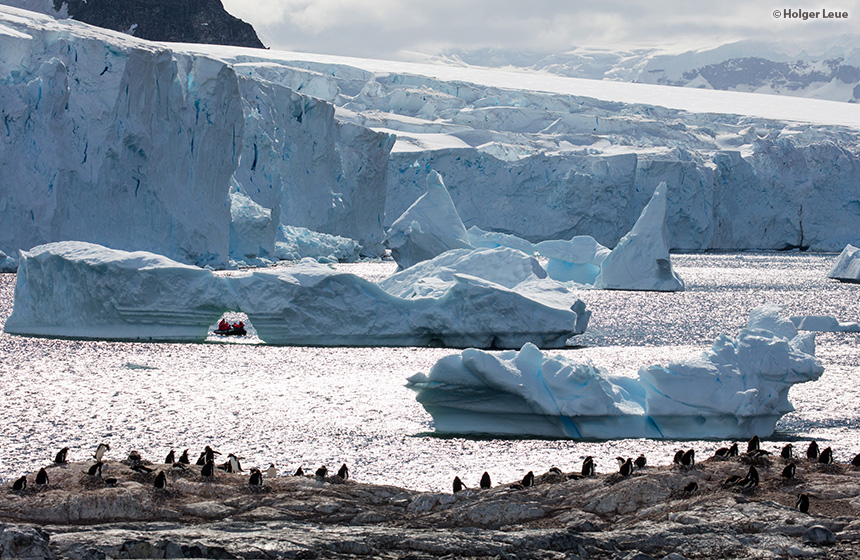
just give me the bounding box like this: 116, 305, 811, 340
790, 315, 860, 333
5, 241, 588, 348
596, 182, 685, 291
384, 171, 472, 270
827, 244, 860, 283
408, 304, 823, 439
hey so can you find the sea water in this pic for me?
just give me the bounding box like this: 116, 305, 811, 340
0, 253, 857, 492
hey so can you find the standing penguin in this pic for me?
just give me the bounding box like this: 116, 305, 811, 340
806, 441, 820, 460
249, 468, 263, 486
681, 449, 695, 467
201, 460, 214, 478
315, 466, 328, 478
781, 444, 794, 459
453, 476, 465, 493
87, 462, 104, 477
35, 468, 49, 486
818, 447, 834, 464
337, 464, 349, 480
154, 471, 166, 489
581, 456, 595, 477
796, 493, 810, 513
521, 471, 534, 488
619, 458, 634, 476
480, 472, 492, 489
54, 447, 69, 464
12, 476, 26, 491
228, 454, 243, 473
747, 435, 760, 453
265, 464, 278, 478
93, 443, 110, 461
293, 466, 304, 477
178, 449, 190, 464
164, 450, 175, 464
634, 455, 647, 469
782, 463, 796, 480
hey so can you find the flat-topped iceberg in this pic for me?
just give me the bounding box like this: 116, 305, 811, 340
408, 304, 823, 439
791, 315, 860, 333
827, 244, 860, 283
5, 241, 588, 348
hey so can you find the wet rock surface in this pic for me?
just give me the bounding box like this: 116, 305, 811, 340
3, 454, 860, 559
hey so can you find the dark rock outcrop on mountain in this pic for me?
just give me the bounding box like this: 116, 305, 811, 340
53, 0, 265, 48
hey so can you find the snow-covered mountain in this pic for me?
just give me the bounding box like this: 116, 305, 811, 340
429, 38, 860, 104
1, 4, 859, 268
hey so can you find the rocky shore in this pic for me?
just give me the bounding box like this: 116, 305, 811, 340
3, 450, 860, 559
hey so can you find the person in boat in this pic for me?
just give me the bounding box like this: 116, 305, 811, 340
218, 318, 229, 331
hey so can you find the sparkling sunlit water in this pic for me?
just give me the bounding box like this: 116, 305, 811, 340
0, 253, 857, 491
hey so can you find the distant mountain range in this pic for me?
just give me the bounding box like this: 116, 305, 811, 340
428, 39, 860, 103
1, 0, 264, 48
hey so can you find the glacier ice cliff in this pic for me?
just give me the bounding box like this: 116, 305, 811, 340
5, 241, 589, 348
0, 6, 392, 267
408, 304, 824, 439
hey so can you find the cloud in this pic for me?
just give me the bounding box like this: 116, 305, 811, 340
222, 0, 860, 58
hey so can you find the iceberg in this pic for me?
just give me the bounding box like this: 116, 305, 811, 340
535, 236, 610, 285
827, 244, 860, 283
790, 315, 860, 333
408, 304, 823, 439
0, 250, 17, 273
5, 241, 588, 348
274, 225, 361, 263
384, 171, 473, 270
595, 182, 685, 291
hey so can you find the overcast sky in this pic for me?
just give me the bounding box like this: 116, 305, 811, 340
221, 0, 860, 59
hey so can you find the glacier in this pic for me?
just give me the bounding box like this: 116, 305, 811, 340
827, 244, 860, 283
407, 304, 824, 439
5, 241, 589, 348
0, 6, 392, 268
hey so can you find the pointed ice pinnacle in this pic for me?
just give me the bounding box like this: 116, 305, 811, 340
595, 181, 685, 291
384, 170, 473, 270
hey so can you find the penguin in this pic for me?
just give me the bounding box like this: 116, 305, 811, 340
480, 471, 491, 489
683, 481, 698, 493
521, 471, 534, 488
746, 465, 760, 484
781, 463, 796, 480
265, 464, 278, 478
737, 476, 758, 492
201, 460, 214, 478
796, 493, 810, 513
35, 467, 48, 486
171, 462, 187, 472
178, 449, 190, 464
749, 449, 770, 459
127, 450, 142, 463
315, 466, 328, 478
781, 444, 794, 460
723, 475, 743, 487
54, 447, 69, 464
337, 464, 349, 480
165, 450, 175, 464
131, 464, 153, 474
12, 475, 26, 491
294, 467, 304, 477
204, 446, 220, 463
196, 452, 206, 466
728, 443, 739, 457
681, 449, 695, 467
581, 457, 595, 477
154, 471, 166, 489
453, 476, 465, 493
548, 466, 563, 475
87, 461, 103, 477
619, 458, 634, 477
217, 460, 233, 473
852, 453, 860, 469
747, 435, 760, 453
806, 441, 819, 460
93, 443, 110, 461
227, 453, 243, 473
103, 477, 118, 487
818, 447, 833, 464
249, 469, 263, 486
634, 455, 647, 469
673, 450, 685, 465
714, 447, 730, 458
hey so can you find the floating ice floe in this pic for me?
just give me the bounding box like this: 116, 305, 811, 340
5, 241, 588, 348
790, 315, 860, 333
595, 182, 685, 291
827, 244, 860, 283
384, 171, 473, 270
408, 304, 823, 439
0, 250, 17, 273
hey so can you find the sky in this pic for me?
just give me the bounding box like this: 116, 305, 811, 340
221, 0, 860, 60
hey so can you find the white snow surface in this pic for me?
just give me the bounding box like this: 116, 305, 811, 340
408, 304, 824, 439
790, 315, 860, 333
595, 182, 685, 291
4, 241, 589, 348
827, 244, 860, 282
384, 171, 472, 270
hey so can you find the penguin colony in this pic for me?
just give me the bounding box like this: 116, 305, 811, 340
6, 443, 352, 493
446, 437, 860, 515
7, 436, 859, 517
